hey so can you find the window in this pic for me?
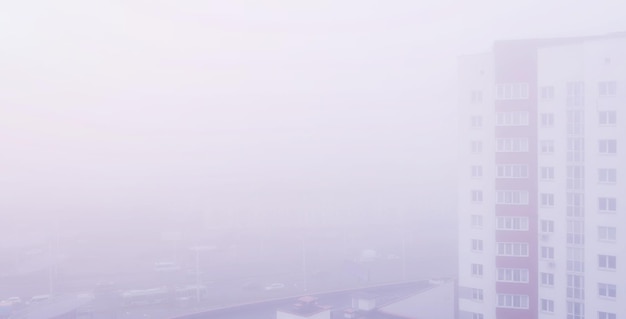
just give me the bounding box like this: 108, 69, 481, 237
598, 81, 617, 97
496, 268, 529, 283
471, 263, 483, 276
496, 83, 529, 100
540, 140, 555, 154
541, 246, 555, 260
540, 113, 555, 127
496, 242, 529, 257
567, 142, 584, 161
471, 141, 483, 154
568, 275, 585, 298
471, 239, 483, 252
540, 86, 555, 100
566, 284, 585, 310
471, 165, 483, 178
567, 193, 584, 217
471, 190, 483, 203
598, 283, 617, 298
541, 299, 554, 313
541, 220, 555, 233
599, 111, 617, 126
496, 294, 529, 309
568, 275, 584, 299
599, 311, 617, 319
567, 220, 584, 245
598, 168, 617, 183
599, 139, 617, 154
496, 111, 529, 126
598, 197, 617, 213
471, 215, 483, 228
540, 193, 555, 207
599, 255, 617, 270
496, 216, 529, 231
496, 190, 529, 205
567, 250, 584, 272
496, 164, 528, 178
566, 81, 585, 107
496, 138, 529, 152
471, 288, 483, 301
598, 226, 616, 241
540, 272, 554, 286
540, 167, 555, 180
471, 314, 484, 319
470, 116, 483, 128
471, 90, 483, 103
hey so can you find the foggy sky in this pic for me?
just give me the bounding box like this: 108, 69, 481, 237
2, 1, 626, 232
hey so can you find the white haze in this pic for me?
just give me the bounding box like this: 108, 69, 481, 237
2, 0, 626, 304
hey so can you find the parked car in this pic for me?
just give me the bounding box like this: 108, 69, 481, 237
120, 287, 169, 306
264, 283, 285, 291
4, 297, 21, 306
94, 281, 117, 295
153, 262, 181, 272
241, 281, 262, 290
28, 295, 51, 305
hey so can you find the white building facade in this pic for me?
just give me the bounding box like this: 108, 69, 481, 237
458, 34, 626, 319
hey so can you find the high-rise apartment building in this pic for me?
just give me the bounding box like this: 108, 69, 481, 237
457, 33, 626, 319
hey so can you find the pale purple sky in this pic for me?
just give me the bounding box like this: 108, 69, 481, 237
2, 1, 626, 231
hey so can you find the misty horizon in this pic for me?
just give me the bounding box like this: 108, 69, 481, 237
2, 2, 626, 319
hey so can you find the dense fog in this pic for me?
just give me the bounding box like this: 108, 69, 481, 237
1, 1, 626, 318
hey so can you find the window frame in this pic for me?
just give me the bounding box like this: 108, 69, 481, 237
540, 272, 554, 287
495, 111, 529, 126
540, 113, 555, 128
540, 299, 554, 313
598, 81, 617, 97
540, 220, 555, 233
471, 288, 484, 301
496, 164, 529, 179
471, 215, 483, 228
598, 168, 617, 184
470, 165, 483, 178
540, 193, 555, 207
540, 140, 555, 154
598, 110, 617, 126
599, 139, 617, 155
598, 197, 617, 213
496, 216, 529, 231
496, 138, 529, 153
539, 86, 555, 100
471, 190, 483, 204
540, 166, 555, 181
471, 239, 484, 253
496, 190, 529, 205
496, 268, 529, 283
471, 263, 483, 277
598, 226, 617, 242
598, 254, 617, 270
496, 242, 529, 257
496, 294, 529, 309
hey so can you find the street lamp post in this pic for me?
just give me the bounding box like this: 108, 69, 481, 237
189, 245, 214, 303
48, 221, 61, 295
402, 231, 408, 281
194, 249, 200, 302
301, 236, 308, 292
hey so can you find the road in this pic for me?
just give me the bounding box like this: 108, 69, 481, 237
1, 225, 454, 319
172, 281, 433, 319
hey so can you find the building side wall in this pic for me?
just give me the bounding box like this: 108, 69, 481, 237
457, 52, 496, 319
